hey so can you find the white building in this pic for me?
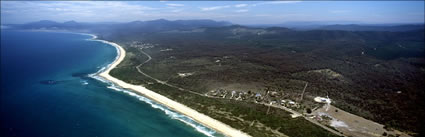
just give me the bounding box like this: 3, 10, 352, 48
314, 96, 332, 104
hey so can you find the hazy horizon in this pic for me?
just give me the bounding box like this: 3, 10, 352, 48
4, 18, 425, 26
1, 1, 424, 25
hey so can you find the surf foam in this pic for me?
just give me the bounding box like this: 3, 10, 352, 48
85, 34, 219, 137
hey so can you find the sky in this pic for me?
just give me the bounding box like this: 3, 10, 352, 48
1, 1, 424, 25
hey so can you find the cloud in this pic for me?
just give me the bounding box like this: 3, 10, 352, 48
200, 5, 231, 11
267, 1, 301, 4
235, 4, 248, 8
1, 1, 157, 23
166, 3, 184, 7
235, 9, 249, 13
199, 1, 301, 11
200, 3, 251, 11
262, 1, 302, 5
253, 1, 302, 6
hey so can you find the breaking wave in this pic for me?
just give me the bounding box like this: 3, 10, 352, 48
104, 83, 217, 137
86, 34, 219, 137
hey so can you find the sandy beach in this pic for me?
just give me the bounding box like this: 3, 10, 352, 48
95, 36, 250, 137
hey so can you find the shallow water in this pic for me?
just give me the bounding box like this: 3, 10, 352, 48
1, 30, 220, 137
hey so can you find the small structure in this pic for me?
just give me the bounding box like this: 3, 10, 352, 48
314, 96, 332, 104
160, 48, 173, 52
255, 93, 263, 101
291, 113, 301, 118
280, 100, 286, 105
288, 100, 295, 105
231, 91, 236, 98
255, 93, 262, 97
178, 72, 193, 77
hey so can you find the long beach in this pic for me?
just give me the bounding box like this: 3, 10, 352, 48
96, 37, 251, 137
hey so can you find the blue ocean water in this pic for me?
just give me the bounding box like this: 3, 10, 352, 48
1, 30, 219, 137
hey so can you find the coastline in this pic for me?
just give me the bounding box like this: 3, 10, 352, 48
93, 35, 251, 137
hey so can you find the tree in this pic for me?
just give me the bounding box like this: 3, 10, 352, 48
306, 108, 312, 114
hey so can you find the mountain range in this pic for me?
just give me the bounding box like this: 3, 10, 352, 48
4, 19, 424, 32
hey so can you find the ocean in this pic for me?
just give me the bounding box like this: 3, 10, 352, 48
1, 30, 220, 137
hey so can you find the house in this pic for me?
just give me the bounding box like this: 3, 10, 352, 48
280, 100, 286, 105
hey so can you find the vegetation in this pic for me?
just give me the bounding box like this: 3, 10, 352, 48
106, 25, 424, 135
20, 20, 423, 136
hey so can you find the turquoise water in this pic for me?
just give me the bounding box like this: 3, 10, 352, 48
1, 30, 219, 137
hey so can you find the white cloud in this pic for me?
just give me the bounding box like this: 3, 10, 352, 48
198, 1, 301, 11
235, 9, 249, 13
235, 4, 248, 8
1, 1, 157, 23
267, 1, 302, 4
200, 5, 231, 11
166, 3, 184, 7
253, 1, 302, 6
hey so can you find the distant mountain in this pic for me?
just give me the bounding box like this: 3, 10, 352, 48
15, 19, 423, 33
117, 19, 232, 33
248, 21, 424, 32
247, 21, 363, 30
20, 20, 61, 29
14, 20, 93, 30
174, 19, 232, 27
13, 19, 232, 32
317, 24, 425, 32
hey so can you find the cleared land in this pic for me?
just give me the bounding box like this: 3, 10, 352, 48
107, 26, 424, 137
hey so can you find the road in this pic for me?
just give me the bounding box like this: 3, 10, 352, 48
136, 49, 208, 97
135, 48, 345, 137
299, 82, 308, 101
262, 103, 345, 137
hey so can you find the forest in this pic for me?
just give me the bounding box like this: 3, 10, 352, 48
107, 25, 424, 135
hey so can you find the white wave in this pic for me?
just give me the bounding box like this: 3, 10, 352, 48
106, 86, 123, 92
105, 84, 216, 137
90, 75, 109, 84
81, 80, 89, 85
83, 34, 219, 137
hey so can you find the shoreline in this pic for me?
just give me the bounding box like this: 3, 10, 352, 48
94, 36, 251, 137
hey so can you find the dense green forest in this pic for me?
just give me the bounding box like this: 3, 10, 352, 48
107, 25, 424, 135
